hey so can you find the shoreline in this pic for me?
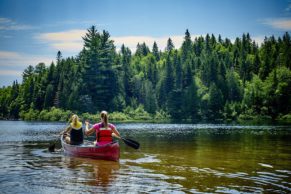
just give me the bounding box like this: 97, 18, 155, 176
1, 118, 290, 125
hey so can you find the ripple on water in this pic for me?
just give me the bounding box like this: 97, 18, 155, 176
258, 163, 273, 168
188, 166, 291, 193
115, 165, 185, 193
123, 154, 161, 164
215, 185, 264, 194
276, 170, 291, 175
31, 149, 62, 158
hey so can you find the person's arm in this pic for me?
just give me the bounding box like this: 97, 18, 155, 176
60, 125, 71, 135
85, 121, 95, 136
111, 125, 121, 139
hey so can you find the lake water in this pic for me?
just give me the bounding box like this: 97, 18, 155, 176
0, 121, 290, 193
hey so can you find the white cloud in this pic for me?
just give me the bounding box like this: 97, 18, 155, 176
0, 18, 12, 23
252, 36, 265, 46
0, 17, 34, 31
0, 51, 53, 69
36, 29, 190, 53
112, 35, 185, 52
0, 51, 54, 86
37, 29, 86, 42
35, 29, 86, 53
0, 51, 22, 58
262, 18, 291, 30
0, 70, 22, 76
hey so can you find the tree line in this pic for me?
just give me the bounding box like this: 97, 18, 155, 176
0, 26, 290, 122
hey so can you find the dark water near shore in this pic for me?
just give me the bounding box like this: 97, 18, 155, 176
0, 121, 291, 193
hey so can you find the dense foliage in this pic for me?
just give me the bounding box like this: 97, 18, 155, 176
0, 26, 290, 122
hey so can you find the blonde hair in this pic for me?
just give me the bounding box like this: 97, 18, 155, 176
100, 111, 108, 128
71, 114, 79, 126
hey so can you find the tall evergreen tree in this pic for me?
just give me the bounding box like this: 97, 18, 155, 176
152, 41, 160, 61
166, 38, 175, 52
208, 83, 224, 119
121, 44, 133, 105
81, 26, 118, 111
181, 29, 192, 63
174, 50, 182, 89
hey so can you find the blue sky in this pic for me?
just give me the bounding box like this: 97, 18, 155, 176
0, 0, 290, 87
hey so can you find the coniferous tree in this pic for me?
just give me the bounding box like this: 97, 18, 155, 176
184, 79, 199, 120
22, 65, 34, 83
166, 38, 175, 52
281, 32, 291, 69
164, 54, 174, 95
81, 26, 118, 111
152, 41, 160, 61
181, 29, 192, 63
121, 44, 133, 105
208, 83, 223, 119
174, 50, 182, 89
9, 81, 20, 119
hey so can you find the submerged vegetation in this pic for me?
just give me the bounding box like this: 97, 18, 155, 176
0, 26, 290, 122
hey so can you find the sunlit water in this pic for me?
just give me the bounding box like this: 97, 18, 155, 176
0, 121, 290, 193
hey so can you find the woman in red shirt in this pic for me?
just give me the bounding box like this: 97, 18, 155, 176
85, 111, 121, 146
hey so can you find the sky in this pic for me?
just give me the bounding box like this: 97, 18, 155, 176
0, 0, 290, 87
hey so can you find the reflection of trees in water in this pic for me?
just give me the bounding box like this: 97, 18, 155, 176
93, 160, 120, 187
62, 156, 120, 188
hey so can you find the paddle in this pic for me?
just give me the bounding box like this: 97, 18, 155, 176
48, 119, 72, 152
121, 137, 140, 149
49, 129, 70, 152
48, 138, 59, 152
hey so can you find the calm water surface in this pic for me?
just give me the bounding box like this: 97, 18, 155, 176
0, 121, 290, 193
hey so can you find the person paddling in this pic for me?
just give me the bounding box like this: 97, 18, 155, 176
85, 111, 121, 146
61, 114, 84, 145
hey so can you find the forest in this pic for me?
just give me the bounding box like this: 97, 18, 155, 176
0, 26, 290, 122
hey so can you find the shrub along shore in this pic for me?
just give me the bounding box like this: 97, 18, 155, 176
1, 106, 290, 124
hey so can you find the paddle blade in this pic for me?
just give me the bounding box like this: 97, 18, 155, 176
122, 138, 140, 149
48, 143, 56, 152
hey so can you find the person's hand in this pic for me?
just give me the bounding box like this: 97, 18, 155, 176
85, 120, 90, 126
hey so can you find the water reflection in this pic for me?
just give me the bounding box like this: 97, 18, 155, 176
62, 156, 120, 188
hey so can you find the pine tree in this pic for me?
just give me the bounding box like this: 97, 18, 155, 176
259, 37, 273, 79
174, 50, 182, 89
181, 29, 192, 63
44, 84, 54, 109
208, 83, 223, 119
9, 81, 20, 119
22, 65, 34, 83
143, 80, 157, 114
282, 32, 291, 69
152, 41, 160, 61
194, 36, 204, 56
121, 44, 133, 105
184, 79, 199, 120
166, 38, 175, 52
164, 54, 174, 95
135, 42, 150, 56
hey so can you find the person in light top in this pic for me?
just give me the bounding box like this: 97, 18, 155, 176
85, 111, 121, 146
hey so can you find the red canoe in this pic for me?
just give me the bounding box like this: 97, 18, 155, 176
61, 135, 120, 161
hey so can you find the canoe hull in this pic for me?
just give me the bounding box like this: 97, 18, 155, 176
61, 136, 120, 161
